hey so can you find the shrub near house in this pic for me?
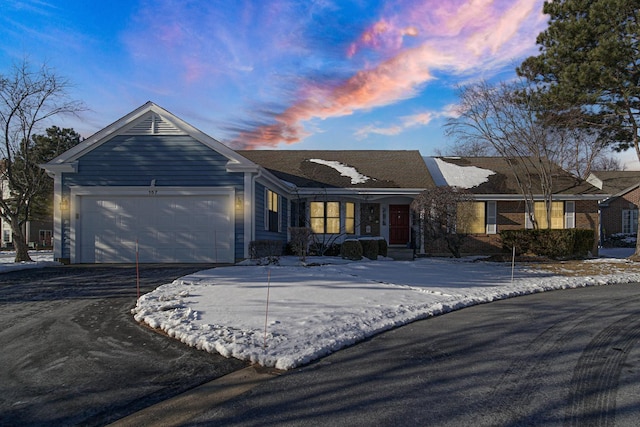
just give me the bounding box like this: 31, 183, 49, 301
421, 157, 604, 257
500, 229, 595, 258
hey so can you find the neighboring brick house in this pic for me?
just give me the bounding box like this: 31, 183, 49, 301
423, 157, 605, 256
587, 171, 640, 240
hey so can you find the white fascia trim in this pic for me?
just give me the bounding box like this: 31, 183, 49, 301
470, 194, 608, 202
52, 174, 64, 260
225, 161, 260, 173
69, 186, 235, 197
244, 172, 253, 259
294, 188, 427, 197
255, 174, 297, 195
46, 102, 159, 165
46, 102, 257, 170
41, 162, 78, 174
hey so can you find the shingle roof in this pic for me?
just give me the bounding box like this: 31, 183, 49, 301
432, 157, 602, 195
588, 171, 640, 194
237, 150, 435, 189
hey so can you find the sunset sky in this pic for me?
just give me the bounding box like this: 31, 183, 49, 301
3, 0, 634, 166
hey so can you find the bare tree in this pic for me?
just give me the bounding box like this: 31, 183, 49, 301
444, 79, 614, 229
444, 79, 616, 188
444, 80, 555, 228
0, 60, 85, 261
545, 122, 615, 179
592, 154, 625, 172
411, 186, 474, 258
434, 139, 496, 157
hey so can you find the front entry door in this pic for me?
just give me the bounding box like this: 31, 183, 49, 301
389, 205, 410, 245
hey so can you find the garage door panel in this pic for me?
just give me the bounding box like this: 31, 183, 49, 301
79, 194, 234, 263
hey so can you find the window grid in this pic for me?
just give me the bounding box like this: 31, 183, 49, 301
266, 190, 279, 232
310, 201, 345, 234
534, 201, 564, 229
622, 209, 638, 234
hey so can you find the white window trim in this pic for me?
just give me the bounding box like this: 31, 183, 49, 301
622, 208, 638, 234
486, 201, 497, 234
265, 189, 281, 233
564, 201, 575, 229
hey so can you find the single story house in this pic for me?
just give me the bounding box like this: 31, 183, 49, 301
423, 157, 606, 255
42, 103, 606, 263
43, 102, 433, 263
586, 171, 640, 239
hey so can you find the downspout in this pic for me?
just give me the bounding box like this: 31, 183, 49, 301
245, 169, 263, 259
51, 171, 64, 261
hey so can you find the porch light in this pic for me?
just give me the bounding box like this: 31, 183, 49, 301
60, 197, 70, 212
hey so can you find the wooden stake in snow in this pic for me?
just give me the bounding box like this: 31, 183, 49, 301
263, 269, 271, 350
136, 239, 140, 300
511, 245, 516, 284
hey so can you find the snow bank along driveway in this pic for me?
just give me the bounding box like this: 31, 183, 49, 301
132, 256, 640, 370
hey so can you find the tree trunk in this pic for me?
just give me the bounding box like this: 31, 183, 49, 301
10, 218, 32, 263
634, 210, 640, 260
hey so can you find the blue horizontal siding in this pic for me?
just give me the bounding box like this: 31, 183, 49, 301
60, 134, 248, 261
64, 135, 243, 187
254, 183, 288, 243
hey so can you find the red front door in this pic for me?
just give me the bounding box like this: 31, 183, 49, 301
389, 205, 410, 245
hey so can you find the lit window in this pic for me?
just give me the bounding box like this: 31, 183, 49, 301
310, 201, 342, 234
266, 190, 279, 232
345, 202, 355, 234
534, 201, 564, 229
458, 202, 486, 234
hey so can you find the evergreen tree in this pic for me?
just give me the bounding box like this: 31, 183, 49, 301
518, 0, 640, 254
12, 127, 82, 223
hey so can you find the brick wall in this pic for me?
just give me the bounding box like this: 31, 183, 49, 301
601, 188, 640, 237
421, 199, 600, 256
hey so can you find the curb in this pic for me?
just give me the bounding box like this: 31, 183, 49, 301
108, 365, 282, 427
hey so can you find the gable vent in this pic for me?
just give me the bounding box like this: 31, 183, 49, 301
123, 113, 186, 135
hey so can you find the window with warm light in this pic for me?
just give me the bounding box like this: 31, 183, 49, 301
534, 201, 564, 229
310, 201, 343, 234
345, 202, 355, 234
266, 190, 279, 232
457, 201, 496, 234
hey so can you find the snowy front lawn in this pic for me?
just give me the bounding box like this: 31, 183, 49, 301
0, 251, 58, 272
132, 253, 640, 370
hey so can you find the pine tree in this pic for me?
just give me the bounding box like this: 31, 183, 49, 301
518, 0, 640, 255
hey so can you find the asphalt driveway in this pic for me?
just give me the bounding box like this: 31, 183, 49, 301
181, 282, 640, 426
0, 265, 248, 427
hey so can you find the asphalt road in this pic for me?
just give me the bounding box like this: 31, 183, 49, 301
185, 282, 640, 427
3, 266, 640, 427
0, 265, 248, 427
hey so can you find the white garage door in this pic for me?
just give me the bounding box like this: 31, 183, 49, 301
78, 195, 234, 263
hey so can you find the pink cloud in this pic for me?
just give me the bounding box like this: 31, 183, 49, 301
354, 111, 435, 139
235, 0, 546, 149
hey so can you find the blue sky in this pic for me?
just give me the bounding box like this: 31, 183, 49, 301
1, 0, 578, 158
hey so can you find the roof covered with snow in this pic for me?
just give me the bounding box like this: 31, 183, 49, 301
238, 150, 435, 189
426, 156, 603, 196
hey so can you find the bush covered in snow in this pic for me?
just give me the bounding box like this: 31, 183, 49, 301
603, 233, 637, 248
